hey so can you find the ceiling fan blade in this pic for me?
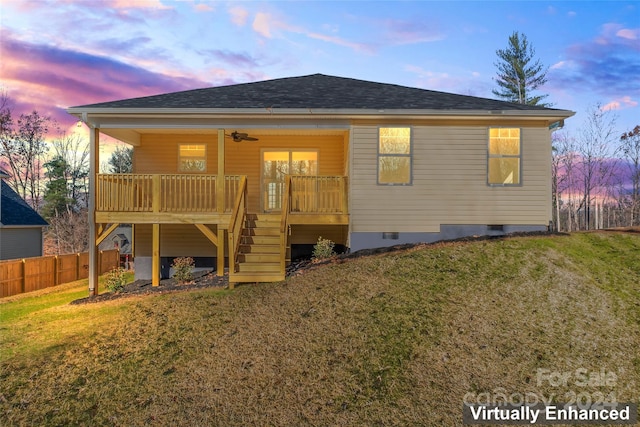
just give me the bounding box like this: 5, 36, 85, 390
227, 131, 258, 142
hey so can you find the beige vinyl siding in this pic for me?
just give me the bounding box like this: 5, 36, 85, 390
135, 134, 219, 174
350, 125, 552, 232
134, 224, 222, 257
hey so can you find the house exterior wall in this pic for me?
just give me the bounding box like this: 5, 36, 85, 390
134, 223, 221, 258
349, 124, 552, 249
0, 227, 43, 260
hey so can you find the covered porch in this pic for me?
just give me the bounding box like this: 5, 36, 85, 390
86, 127, 350, 295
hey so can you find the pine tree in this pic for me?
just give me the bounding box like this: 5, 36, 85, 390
42, 156, 71, 219
107, 146, 133, 173
492, 31, 550, 107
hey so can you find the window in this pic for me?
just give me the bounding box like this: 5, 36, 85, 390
378, 127, 411, 185
178, 144, 206, 172
488, 128, 521, 185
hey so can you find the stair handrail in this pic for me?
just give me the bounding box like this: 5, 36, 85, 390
228, 175, 247, 274
280, 175, 291, 275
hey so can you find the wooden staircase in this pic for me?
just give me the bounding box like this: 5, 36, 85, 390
229, 213, 287, 283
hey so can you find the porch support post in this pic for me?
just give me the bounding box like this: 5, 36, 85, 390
216, 129, 226, 277
217, 228, 225, 276
88, 127, 100, 297
217, 129, 225, 213
152, 223, 160, 286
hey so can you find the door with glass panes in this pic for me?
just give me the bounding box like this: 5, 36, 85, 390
262, 150, 318, 211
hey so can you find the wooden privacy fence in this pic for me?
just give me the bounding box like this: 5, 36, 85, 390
0, 249, 120, 298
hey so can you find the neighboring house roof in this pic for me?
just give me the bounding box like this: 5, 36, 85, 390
0, 181, 48, 227
69, 73, 570, 114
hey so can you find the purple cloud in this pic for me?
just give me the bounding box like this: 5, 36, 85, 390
383, 18, 444, 45
0, 30, 208, 128
548, 24, 640, 99
200, 49, 261, 68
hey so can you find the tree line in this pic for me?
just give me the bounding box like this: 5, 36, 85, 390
493, 31, 639, 231
0, 91, 132, 255
552, 118, 640, 231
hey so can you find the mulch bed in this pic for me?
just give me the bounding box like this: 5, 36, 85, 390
72, 228, 637, 305
70, 270, 229, 305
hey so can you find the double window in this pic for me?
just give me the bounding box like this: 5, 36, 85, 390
378, 127, 412, 185
488, 128, 521, 185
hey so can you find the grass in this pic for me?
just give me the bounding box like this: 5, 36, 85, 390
1, 232, 639, 426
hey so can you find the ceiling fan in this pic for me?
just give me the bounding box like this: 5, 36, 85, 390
227, 131, 259, 142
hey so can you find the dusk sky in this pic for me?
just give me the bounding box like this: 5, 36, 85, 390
1, 0, 638, 141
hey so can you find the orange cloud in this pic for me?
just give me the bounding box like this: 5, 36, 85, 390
194, 3, 214, 13
253, 12, 273, 38
229, 6, 249, 26
110, 0, 172, 9
616, 28, 639, 40
250, 11, 374, 53
601, 96, 638, 111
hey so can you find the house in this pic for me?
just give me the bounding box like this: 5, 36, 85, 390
67, 73, 574, 295
0, 178, 49, 260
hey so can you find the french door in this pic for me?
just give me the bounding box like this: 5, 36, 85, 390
262, 150, 318, 211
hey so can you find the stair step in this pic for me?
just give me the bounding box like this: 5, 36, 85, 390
242, 228, 280, 236
241, 235, 280, 245
239, 244, 281, 254
245, 214, 281, 227
238, 263, 282, 273
238, 253, 281, 263
229, 273, 284, 283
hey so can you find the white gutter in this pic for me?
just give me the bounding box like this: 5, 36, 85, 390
67, 106, 575, 119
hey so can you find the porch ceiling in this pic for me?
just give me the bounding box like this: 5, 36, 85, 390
100, 127, 349, 146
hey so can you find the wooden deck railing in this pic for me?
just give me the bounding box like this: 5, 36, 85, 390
97, 174, 242, 213
289, 176, 348, 214
228, 176, 248, 274
280, 176, 292, 273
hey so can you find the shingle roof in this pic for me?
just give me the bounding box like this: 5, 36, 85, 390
1, 181, 48, 227
72, 73, 562, 112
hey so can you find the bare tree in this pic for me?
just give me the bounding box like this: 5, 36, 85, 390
576, 104, 618, 230
50, 131, 90, 207
620, 125, 640, 226
0, 90, 14, 175
554, 132, 579, 231
552, 132, 570, 231
0, 96, 54, 209
44, 207, 89, 255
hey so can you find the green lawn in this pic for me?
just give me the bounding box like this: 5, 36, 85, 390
1, 232, 638, 426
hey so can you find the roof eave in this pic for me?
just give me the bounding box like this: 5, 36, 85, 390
68, 107, 576, 121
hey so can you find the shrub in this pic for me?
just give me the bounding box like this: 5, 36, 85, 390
312, 236, 336, 261
105, 267, 127, 293
172, 257, 195, 284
